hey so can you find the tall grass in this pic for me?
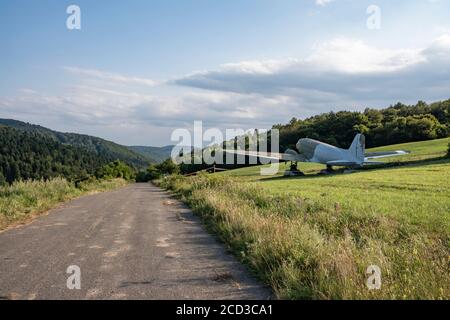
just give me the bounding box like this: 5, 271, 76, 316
0, 177, 128, 230
158, 174, 449, 300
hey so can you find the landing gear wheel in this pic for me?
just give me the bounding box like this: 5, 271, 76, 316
319, 165, 335, 175
284, 161, 305, 176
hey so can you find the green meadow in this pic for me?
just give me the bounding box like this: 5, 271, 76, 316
159, 138, 450, 299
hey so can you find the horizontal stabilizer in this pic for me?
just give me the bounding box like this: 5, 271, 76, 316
365, 150, 410, 160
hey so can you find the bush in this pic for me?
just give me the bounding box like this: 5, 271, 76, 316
135, 171, 151, 182
142, 160, 180, 182
95, 160, 135, 180
147, 165, 161, 180
156, 159, 180, 175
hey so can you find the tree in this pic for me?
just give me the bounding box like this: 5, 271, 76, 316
272, 99, 450, 150
156, 159, 180, 176
95, 160, 135, 180
147, 164, 162, 180
135, 171, 151, 182
405, 115, 443, 140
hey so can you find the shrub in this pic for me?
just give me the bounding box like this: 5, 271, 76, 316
147, 164, 162, 180
135, 171, 151, 182
156, 159, 180, 175
96, 160, 135, 180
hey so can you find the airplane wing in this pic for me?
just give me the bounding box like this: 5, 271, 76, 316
223, 149, 307, 162
364, 150, 410, 160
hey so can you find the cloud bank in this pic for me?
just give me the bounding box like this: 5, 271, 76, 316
173, 34, 450, 104
1, 33, 449, 145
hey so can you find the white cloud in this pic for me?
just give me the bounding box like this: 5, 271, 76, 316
315, 0, 335, 6
63, 66, 161, 87
307, 38, 426, 73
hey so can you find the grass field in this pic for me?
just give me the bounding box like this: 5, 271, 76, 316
159, 138, 450, 299
0, 178, 129, 231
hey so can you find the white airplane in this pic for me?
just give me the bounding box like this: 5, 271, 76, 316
225, 134, 409, 175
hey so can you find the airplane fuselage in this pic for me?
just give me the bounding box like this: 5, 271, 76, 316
296, 138, 362, 166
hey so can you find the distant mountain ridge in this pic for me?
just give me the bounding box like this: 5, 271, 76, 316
0, 119, 155, 168
128, 145, 174, 163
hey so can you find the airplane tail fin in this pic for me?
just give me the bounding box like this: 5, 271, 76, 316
349, 134, 365, 163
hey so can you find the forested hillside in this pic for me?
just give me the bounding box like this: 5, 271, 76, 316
0, 119, 154, 168
275, 99, 450, 150
0, 126, 110, 184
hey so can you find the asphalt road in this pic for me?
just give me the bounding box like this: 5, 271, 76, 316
0, 183, 271, 300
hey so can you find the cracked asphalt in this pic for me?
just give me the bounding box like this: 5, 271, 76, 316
0, 183, 271, 300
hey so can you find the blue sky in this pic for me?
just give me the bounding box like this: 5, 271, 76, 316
1, 0, 450, 146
